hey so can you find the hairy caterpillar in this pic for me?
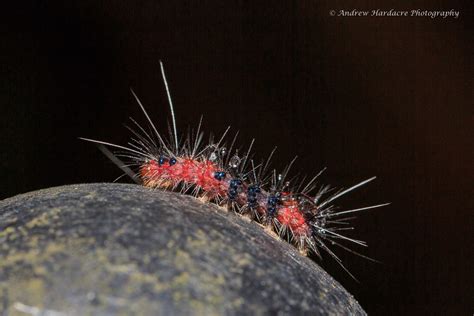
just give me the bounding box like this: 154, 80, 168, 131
81, 61, 388, 278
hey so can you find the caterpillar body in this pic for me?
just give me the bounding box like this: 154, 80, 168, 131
81, 61, 388, 278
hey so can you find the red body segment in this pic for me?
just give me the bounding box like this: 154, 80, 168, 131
140, 158, 228, 196
276, 194, 310, 237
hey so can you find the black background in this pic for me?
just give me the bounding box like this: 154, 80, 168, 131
1, 1, 472, 315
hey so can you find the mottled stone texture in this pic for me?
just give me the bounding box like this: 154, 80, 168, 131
0, 183, 365, 315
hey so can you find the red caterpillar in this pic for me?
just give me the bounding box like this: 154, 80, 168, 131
81, 61, 388, 278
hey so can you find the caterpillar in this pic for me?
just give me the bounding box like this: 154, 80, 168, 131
81, 61, 388, 278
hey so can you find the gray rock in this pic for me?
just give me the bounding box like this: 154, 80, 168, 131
0, 183, 365, 315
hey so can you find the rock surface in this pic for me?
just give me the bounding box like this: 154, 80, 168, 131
0, 183, 365, 315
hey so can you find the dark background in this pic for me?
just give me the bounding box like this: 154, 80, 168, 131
1, 1, 472, 315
